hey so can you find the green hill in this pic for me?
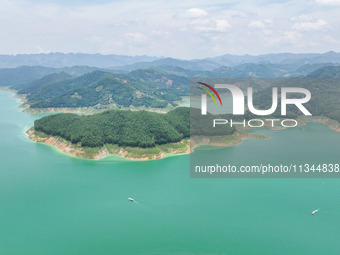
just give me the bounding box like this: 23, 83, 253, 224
27, 71, 114, 102
17, 72, 73, 95
0, 65, 119, 89
28, 71, 174, 108
126, 67, 190, 100
21, 68, 192, 109
33, 107, 236, 149
209, 63, 291, 78
0, 66, 57, 88
34, 107, 191, 148
307, 66, 340, 78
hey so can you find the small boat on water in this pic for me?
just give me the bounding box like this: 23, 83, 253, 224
128, 198, 135, 202
311, 209, 319, 215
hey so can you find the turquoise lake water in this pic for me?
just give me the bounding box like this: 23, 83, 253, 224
1, 90, 340, 255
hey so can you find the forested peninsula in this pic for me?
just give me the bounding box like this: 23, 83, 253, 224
27, 107, 247, 160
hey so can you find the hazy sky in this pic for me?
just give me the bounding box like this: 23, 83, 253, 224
1, 0, 340, 58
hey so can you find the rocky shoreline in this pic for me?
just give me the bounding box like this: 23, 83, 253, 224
26, 128, 191, 161
26, 127, 268, 161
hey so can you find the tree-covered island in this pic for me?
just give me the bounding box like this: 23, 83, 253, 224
27, 107, 264, 160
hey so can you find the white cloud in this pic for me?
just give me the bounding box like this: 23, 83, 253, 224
215, 19, 231, 32
125, 33, 148, 43
248, 20, 265, 28
293, 19, 327, 31
284, 31, 302, 43
151, 30, 170, 36
194, 19, 231, 32
315, 0, 340, 5
262, 29, 273, 36
185, 8, 208, 18
0, 0, 340, 58
190, 18, 210, 25
248, 19, 272, 28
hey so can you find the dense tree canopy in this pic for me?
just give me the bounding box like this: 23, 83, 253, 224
34, 107, 190, 147
34, 107, 236, 148
20, 70, 188, 109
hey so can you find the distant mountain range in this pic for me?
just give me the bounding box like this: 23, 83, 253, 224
2, 51, 340, 70
0, 53, 160, 69
0, 65, 119, 87
1, 51, 340, 110
206, 51, 340, 66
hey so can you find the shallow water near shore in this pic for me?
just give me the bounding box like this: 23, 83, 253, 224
1, 90, 340, 255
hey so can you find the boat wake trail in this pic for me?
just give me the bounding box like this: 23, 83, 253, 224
312, 180, 340, 213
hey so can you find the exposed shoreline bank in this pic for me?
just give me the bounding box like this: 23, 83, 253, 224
297, 116, 340, 132
26, 127, 267, 161
26, 127, 191, 161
